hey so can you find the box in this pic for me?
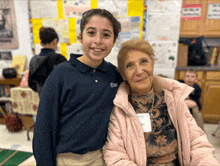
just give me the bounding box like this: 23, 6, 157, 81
177, 45, 188, 67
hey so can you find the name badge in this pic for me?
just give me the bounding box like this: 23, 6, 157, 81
137, 113, 152, 132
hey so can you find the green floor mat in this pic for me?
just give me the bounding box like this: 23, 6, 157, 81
0, 148, 33, 166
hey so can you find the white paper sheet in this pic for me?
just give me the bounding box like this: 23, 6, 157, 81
30, 0, 58, 18
146, 13, 181, 41
207, 4, 220, 19
98, 0, 128, 17
147, 0, 182, 13
62, 0, 91, 17
149, 41, 178, 69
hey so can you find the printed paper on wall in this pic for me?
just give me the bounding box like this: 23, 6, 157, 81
116, 16, 141, 43
147, 0, 182, 13
42, 19, 70, 43
207, 3, 220, 19
98, 0, 128, 17
30, 0, 58, 18
149, 41, 178, 69
146, 13, 180, 41
62, 0, 90, 17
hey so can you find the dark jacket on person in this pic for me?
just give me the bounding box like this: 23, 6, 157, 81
179, 80, 202, 111
28, 48, 67, 96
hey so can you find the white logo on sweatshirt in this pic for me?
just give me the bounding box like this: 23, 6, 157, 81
110, 82, 118, 88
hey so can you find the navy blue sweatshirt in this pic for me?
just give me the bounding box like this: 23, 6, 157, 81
33, 54, 122, 166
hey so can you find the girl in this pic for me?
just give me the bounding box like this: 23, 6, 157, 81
33, 9, 122, 166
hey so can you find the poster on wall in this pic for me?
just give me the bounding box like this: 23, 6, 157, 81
146, 13, 180, 41
30, 0, 58, 18
147, 0, 181, 13
0, 0, 18, 49
149, 41, 178, 69
42, 19, 70, 43
97, 0, 128, 17
62, 0, 90, 17
116, 16, 140, 43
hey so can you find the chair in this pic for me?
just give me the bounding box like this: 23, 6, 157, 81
10, 86, 39, 140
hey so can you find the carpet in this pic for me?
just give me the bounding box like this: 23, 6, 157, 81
0, 148, 33, 166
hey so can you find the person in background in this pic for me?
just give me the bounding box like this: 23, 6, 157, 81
28, 27, 67, 97
179, 70, 204, 130
33, 9, 122, 166
103, 39, 219, 166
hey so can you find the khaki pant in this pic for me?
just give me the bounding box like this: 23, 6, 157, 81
57, 149, 105, 166
192, 107, 204, 131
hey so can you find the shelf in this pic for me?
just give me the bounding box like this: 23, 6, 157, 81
0, 75, 21, 86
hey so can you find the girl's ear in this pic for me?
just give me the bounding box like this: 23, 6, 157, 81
79, 33, 82, 43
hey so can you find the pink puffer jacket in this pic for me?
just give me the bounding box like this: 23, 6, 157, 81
103, 76, 220, 166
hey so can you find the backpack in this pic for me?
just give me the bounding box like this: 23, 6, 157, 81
185, 36, 209, 66
29, 52, 67, 83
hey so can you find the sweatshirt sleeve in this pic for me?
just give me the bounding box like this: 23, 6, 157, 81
103, 110, 138, 166
33, 67, 64, 166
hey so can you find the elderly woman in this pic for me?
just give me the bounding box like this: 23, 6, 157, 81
103, 39, 219, 166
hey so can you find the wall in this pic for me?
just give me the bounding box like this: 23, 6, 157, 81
12, 0, 32, 70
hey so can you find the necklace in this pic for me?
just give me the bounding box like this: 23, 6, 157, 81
135, 96, 155, 116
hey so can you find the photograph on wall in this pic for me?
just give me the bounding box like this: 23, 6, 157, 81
0, 0, 18, 49
0, 51, 12, 60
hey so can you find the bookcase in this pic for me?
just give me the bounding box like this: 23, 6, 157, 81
0, 75, 21, 86
0, 75, 22, 124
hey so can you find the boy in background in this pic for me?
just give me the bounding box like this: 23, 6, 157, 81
179, 69, 204, 130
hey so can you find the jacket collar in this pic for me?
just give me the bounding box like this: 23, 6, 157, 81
69, 53, 109, 73
39, 48, 54, 57
113, 76, 194, 116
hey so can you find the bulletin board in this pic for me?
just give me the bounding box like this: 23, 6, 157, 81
28, 0, 145, 60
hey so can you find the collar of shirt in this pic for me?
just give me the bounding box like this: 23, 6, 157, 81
69, 53, 109, 73
39, 48, 55, 57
